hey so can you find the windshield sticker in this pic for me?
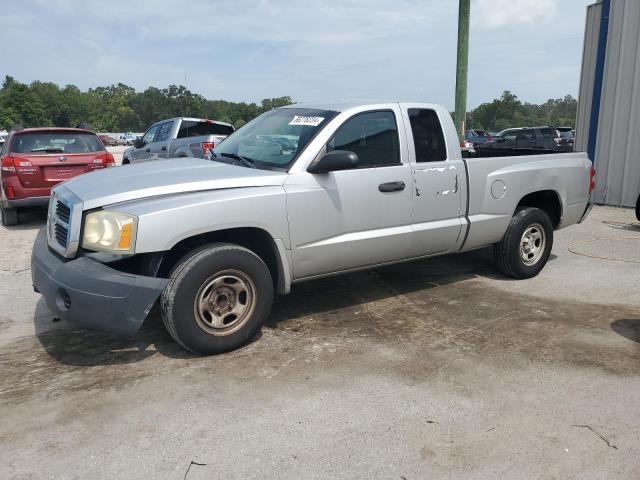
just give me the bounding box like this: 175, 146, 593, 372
289, 116, 325, 127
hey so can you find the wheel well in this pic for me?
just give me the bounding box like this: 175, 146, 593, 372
516, 190, 562, 228
157, 228, 282, 291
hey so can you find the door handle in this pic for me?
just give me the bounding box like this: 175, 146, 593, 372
145, 148, 150, 152
378, 181, 405, 193
161, 146, 167, 151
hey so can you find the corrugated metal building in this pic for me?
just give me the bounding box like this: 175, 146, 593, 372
575, 0, 640, 208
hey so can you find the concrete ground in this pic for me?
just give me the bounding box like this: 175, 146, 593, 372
0, 206, 639, 479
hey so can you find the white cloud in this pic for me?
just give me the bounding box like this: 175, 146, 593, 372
472, 0, 558, 30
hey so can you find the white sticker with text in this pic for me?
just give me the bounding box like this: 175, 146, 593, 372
289, 115, 325, 127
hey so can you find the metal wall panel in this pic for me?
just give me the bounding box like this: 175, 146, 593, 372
588, 0, 640, 207
575, 3, 602, 152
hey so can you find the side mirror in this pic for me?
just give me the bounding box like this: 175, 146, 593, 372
308, 150, 359, 174
133, 138, 144, 148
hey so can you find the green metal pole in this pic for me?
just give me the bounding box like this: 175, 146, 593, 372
454, 0, 470, 144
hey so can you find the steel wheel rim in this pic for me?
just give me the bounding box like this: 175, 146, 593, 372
520, 223, 546, 266
193, 269, 256, 336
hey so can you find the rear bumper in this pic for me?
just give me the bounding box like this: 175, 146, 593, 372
578, 201, 593, 224
31, 228, 168, 335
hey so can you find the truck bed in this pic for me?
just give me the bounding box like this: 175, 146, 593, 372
461, 151, 591, 251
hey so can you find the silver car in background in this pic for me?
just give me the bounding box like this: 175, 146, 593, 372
122, 117, 234, 164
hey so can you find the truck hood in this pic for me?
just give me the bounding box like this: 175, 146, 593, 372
59, 158, 288, 210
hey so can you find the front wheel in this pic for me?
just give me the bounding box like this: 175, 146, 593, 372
494, 207, 553, 279
160, 243, 274, 355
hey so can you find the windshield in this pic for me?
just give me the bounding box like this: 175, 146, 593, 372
11, 131, 104, 154
213, 108, 337, 170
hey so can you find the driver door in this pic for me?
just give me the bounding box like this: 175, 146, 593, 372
131, 124, 159, 162
285, 108, 413, 279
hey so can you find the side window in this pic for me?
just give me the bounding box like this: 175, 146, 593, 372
141, 124, 160, 145
516, 129, 535, 142
328, 111, 400, 168
156, 121, 174, 142
408, 108, 447, 162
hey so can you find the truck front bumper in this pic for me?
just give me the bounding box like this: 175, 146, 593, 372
31, 228, 168, 335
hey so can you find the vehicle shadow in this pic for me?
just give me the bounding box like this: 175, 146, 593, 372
610, 319, 640, 344
34, 300, 196, 366
33, 246, 543, 366
268, 248, 555, 326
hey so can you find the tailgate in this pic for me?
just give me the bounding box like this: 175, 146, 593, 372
13, 153, 106, 189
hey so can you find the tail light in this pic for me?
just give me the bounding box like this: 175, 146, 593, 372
1, 156, 32, 173
589, 166, 596, 194
90, 153, 116, 170
201, 142, 214, 156
6, 185, 15, 198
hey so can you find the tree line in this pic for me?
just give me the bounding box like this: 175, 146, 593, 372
466, 91, 577, 132
0, 76, 577, 133
0, 76, 292, 132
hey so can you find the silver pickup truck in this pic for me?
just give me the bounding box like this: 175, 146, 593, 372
122, 117, 234, 164
32, 101, 594, 355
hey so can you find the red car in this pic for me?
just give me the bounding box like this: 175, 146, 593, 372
98, 134, 119, 146
0, 128, 115, 225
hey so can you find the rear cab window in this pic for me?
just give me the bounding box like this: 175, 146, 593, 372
177, 120, 235, 138
10, 131, 104, 154
407, 109, 447, 162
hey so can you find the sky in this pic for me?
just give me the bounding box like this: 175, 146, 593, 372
2, 0, 594, 109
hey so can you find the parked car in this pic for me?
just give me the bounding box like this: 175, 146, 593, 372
98, 134, 118, 147
477, 127, 574, 155
122, 118, 234, 164
554, 127, 575, 152
32, 101, 593, 355
1, 128, 115, 225
119, 132, 140, 146
464, 129, 493, 148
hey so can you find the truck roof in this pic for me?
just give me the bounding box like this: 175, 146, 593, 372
279, 100, 444, 113
159, 117, 233, 127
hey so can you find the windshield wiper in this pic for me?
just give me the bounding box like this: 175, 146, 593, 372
220, 152, 256, 168
30, 147, 64, 153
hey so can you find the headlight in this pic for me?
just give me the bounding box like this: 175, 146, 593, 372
82, 211, 138, 253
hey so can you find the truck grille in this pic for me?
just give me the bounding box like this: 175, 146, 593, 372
53, 200, 71, 248
55, 201, 71, 224
47, 189, 82, 258
54, 222, 69, 247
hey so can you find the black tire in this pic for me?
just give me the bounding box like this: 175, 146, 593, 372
122, 158, 130, 165
160, 243, 273, 355
635, 194, 639, 222
494, 207, 553, 279
1, 207, 18, 226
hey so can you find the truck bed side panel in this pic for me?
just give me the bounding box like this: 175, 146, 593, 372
462, 152, 591, 251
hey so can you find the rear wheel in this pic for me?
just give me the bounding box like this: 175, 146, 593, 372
1, 207, 18, 226
160, 243, 273, 355
635, 194, 639, 221
494, 207, 553, 279
122, 158, 130, 165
